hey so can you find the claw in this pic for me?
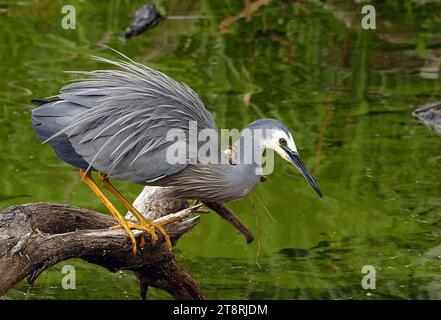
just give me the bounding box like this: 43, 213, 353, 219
127, 217, 173, 251
139, 234, 146, 248
111, 220, 170, 252
118, 221, 138, 255
151, 222, 172, 251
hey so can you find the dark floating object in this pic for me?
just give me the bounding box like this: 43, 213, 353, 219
413, 102, 441, 135
122, 4, 163, 41
278, 248, 310, 258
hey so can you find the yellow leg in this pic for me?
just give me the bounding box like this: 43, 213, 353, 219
80, 169, 140, 255
98, 173, 176, 251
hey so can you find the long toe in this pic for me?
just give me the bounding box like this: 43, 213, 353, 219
125, 220, 159, 248
120, 224, 138, 256
114, 220, 172, 251
152, 223, 172, 251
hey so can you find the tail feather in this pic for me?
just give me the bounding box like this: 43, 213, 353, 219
31, 100, 93, 169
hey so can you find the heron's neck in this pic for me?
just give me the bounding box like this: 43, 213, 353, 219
231, 129, 266, 166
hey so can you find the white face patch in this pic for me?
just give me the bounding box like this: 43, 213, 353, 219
261, 128, 297, 163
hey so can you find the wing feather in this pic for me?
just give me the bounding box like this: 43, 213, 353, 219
45, 51, 218, 183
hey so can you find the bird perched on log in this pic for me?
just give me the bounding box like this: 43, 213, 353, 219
31, 49, 322, 255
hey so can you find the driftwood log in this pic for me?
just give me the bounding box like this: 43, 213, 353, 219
0, 186, 254, 299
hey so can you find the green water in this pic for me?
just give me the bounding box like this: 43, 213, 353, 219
1, 0, 441, 300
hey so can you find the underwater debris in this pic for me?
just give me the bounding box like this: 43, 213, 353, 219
122, 4, 163, 41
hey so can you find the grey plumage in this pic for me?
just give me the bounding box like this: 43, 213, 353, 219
34, 53, 216, 183
32, 51, 322, 203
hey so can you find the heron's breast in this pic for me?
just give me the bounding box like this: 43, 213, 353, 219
224, 163, 262, 199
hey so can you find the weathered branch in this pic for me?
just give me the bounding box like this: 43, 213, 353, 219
203, 202, 255, 244
0, 202, 203, 299
0, 185, 254, 299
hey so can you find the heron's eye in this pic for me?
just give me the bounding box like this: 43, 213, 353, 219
279, 138, 287, 146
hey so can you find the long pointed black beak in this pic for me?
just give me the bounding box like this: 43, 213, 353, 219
282, 146, 323, 198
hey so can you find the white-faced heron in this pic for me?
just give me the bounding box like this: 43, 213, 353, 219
31, 51, 322, 254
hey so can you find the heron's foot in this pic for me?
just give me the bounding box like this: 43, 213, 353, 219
111, 219, 172, 252
97, 172, 173, 251
138, 219, 172, 251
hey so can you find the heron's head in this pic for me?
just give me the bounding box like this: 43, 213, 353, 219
247, 119, 323, 198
